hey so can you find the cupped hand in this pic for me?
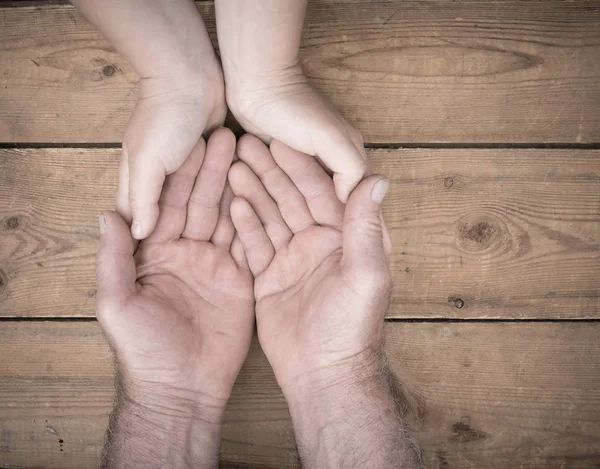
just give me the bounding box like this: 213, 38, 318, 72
226, 66, 368, 203
119, 66, 227, 240
228, 135, 391, 392
96, 128, 254, 413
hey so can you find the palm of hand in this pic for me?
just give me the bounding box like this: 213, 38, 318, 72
255, 227, 341, 365
119, 239, 253, 399
97, 129, 253, 403
229, 137, 389, 387
255, 226, 381, 380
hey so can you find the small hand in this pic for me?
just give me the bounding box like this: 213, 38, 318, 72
72, 0, 227, 240
97, 128, 254, 414
226, 65, 367, 203
119, 66, 227, 240
228, 135, 391, 392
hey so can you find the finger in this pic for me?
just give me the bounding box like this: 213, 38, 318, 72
230, 197, 275, 277
182, 128, 236, 241
381, 212, 393, 257
228, 162, 293, 250
128, 151, 166, 240
236, 134, 315, 233
270, 140, 344, 228
144, 138, 206, 244
116, 149, 132, 223
320, 128, 368, 203
96, 211, 137, 323
342, 175, 389, 272
210, 183, 235, 248
230, 233, 248, 271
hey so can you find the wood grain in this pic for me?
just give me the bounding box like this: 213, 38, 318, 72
376, 148, 600, 319
1, 2, 599, 143
0, 148, 118, 317
0, 321, 599, 468
1, 148, 599, 319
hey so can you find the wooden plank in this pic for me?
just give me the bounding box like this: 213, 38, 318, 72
0, 2, 599, 143
0, 321, 599, 468
379, 148, 600, 319
0, 148, 118, 317
1, 148, 599, 319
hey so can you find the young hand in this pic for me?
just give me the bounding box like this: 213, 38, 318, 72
72, 0, 227, 239
216, 0, 368, 203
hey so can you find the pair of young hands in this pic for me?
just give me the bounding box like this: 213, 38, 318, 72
88, 0, 369, 240
96, 129, 392, 462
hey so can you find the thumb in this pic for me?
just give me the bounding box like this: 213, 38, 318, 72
342, 175, 389, 272
96, 211, 137, 323
318, 131, 368, 204
128, 149, 166, 240
124, 101, 204, 239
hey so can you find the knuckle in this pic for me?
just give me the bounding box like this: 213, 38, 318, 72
347, 215, 382, 236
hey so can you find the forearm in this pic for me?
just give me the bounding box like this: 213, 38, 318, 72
283, 352, 423, 469
71, 0, 217, 78
102, 375, 225, 469
215, 0, 308, 81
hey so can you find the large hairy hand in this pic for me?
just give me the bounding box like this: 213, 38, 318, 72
96, 128, 254, 414
228, 135, 391, 392
228, 136, 424, 469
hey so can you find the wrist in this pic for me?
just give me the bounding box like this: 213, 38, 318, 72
103, 376, 227, 469
222, 58, 305, 99
136, 60, 226, 128
118, 371, 229, 423
280, 347, 387, 409
281, 351, 407, 468
139, 55, 224, 99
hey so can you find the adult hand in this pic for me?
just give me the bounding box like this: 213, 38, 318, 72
228, 136, 422, 469
228, 134, 390, 393
95, 129, 253, 468
216, 0, 367, 203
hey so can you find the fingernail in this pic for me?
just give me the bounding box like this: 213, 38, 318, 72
98, 214, 107, 234
371, 178, 389, 204
131, 220, 143, 239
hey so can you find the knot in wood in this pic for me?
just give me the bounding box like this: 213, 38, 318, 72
102, 65, 116, 76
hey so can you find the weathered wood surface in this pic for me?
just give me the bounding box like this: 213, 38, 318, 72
1, 2, 599, 143
1, 148, 598, 319
1, 321, 599, 468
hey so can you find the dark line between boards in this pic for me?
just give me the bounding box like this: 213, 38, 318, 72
364, 142, 600, 150
0, 317, 598, 323
1, 142, 600, 150
0, 142, 122, 149
0, 316, 98, 322
384, 317, 600, 323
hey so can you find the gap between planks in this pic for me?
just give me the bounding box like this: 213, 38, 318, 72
1, 143, 600, 149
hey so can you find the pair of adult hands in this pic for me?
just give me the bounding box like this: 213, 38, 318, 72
96, 129, 391, 430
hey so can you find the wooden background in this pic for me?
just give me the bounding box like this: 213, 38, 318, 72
0, 1, 599, 468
